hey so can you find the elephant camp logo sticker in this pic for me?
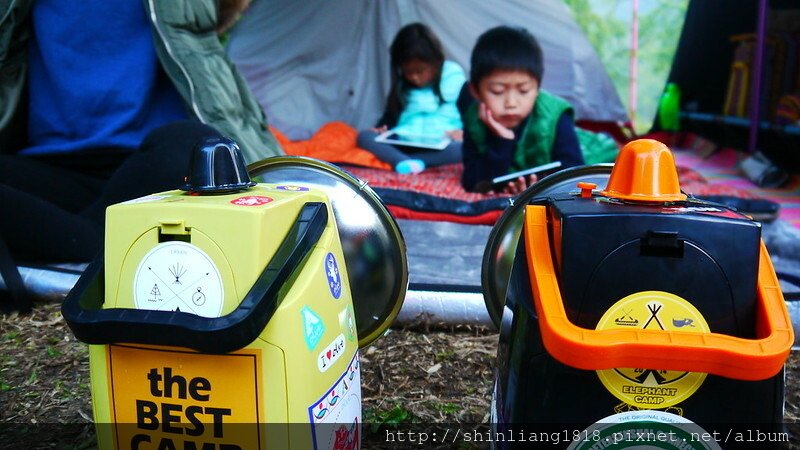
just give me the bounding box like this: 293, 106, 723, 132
595, 291, 710, 409
324, 252, 342, 299
567, 411, 721, 450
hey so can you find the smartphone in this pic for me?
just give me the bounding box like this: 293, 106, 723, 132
375, 129, 451, 151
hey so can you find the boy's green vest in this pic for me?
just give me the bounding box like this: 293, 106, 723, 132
464, 90, 619, 172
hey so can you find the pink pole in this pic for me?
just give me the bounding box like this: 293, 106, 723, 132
748, 0, 768, 154
629, 0, 639, 124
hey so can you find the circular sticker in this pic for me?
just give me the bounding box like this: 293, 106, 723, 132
596, 291, 709, 409
230, 195, 273, 206
276, 185, 309, 191
567, 410, 722, 450
324, 252, 343, 299
133, 242, 224, 317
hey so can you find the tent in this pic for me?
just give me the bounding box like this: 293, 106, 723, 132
226, 0, 629, 140
6, 1, 800, 333
665, 0, 800, 171
2, 0, 634, 314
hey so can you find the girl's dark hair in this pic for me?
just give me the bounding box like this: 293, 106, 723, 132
384, 23, 446, 126
469, 26, 543, 86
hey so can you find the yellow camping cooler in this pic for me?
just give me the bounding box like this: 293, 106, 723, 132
62, 138, 408, 450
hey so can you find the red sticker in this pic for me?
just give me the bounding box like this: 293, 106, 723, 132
230, 195, 273, 206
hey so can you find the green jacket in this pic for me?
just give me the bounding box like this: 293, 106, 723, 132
464, 90, 618, 171
0, 0, 281, 162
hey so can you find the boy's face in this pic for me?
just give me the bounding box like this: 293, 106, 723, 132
472, 70, 539, 130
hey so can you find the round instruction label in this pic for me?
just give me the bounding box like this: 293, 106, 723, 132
596, 291, 709, 409
133, 242, 224, 317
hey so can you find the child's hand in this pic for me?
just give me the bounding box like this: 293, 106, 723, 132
372, 125, 389, 133
479, 103, 514, 139
446, 130, 463, 141
503, 174, 538, 195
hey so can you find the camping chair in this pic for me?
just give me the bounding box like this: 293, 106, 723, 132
724, 36, 754, 118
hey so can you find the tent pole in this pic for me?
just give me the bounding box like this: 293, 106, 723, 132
629, 0, 639, 126
748, 0, 768, 154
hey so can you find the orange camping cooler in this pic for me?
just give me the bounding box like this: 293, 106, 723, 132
490, 140, 794, 449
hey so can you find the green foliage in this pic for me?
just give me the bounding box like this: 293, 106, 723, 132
45, 345, 61, 358
2, 331, 21, 344
433, 402, 461, 414
26, 368, 38, 384
563, 0, 689, 132
363, 403, 417, 432
435, 349, 455, 361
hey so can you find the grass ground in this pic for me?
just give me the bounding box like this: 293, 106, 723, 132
2, 301, 799, 449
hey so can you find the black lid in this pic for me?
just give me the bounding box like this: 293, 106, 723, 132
181, 137, 256, 193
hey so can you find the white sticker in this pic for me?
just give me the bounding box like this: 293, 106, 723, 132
309, 352, 361, 450
121, 194, 168, 204
317, 334, 346, 372
133, 242, 224, 317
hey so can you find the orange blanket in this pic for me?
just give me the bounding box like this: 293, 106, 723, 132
270, 122, 391, 170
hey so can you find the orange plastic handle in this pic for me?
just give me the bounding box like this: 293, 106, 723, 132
525, 205, 793, 381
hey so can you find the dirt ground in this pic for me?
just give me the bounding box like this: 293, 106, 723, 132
1, 301, 800, 449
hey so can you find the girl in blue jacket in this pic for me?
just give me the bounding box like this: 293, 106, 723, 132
357, 23, 466, 174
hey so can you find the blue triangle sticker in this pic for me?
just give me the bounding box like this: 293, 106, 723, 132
302, 306, 326, 350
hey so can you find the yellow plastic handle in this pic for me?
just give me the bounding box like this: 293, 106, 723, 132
524, 205, 793, 381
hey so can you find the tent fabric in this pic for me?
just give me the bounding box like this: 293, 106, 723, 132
668, 0, 799, 116
227, 0, 628, 140
667, 0, 757, 117
664, 0, 800, 171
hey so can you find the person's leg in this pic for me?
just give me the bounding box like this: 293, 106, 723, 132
0, 152, 125, 261
0, 154, 106, 213
0, 184, 101, 261
408, 141, 463, 167
356, 129, 420, 168
83, 121, 223, 222
0, 121, 221, 261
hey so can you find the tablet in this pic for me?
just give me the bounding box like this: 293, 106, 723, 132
492, 161, 563, 187
375, 129, 451, 151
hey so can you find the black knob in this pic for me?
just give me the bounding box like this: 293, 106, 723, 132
181, 137, 256, 193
